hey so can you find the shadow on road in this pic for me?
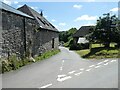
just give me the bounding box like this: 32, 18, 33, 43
82, 47, 118, 58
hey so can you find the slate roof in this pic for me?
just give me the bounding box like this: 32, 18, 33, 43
73, 26, 95, 37
17, 4, 58, 32
0, 2, 33, 19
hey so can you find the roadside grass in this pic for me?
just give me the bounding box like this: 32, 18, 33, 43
35, 49, 60, 61
1, 49, 60, 73
76, 49, 90, 57
76, 43, 120, 59
91, 43, 115, 48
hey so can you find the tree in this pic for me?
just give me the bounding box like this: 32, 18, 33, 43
59, 28, 77, 43
86, 13, 120, 47
116, 20, 120, 47
59, 31, 68, 43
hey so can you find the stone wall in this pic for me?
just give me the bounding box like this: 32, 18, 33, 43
24, 18, 38, 57
1, 10, 59, 59
1, 10, 38, 58
2, 10, 25, 58
32, 29, 59, 56
0, 9, 2, 58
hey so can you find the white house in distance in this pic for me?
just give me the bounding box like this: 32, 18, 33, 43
73, 26, 94, 45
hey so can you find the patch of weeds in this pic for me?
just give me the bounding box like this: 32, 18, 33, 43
35, 49, 60, 61
1, 54, 31, 73
2, 49, 60, 73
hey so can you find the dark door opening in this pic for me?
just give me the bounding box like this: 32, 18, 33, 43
52, 38, 54, 48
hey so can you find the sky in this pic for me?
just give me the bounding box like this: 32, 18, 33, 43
2, 0, 119, 31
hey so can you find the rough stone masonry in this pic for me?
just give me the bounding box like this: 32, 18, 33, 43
1, 2, 59, 60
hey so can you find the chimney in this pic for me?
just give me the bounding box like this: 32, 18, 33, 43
40, 11, 43, 16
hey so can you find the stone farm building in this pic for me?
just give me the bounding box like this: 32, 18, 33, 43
73, 26, 94, 45
1, 2, 59, 59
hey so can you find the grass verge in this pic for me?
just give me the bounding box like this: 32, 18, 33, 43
76, 44, 120, 59
35, 49, 60, 61
1, 49, 60, 73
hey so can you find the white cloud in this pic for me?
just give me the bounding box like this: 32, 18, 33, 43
59, 23, 66, 26
51, 19, 56, 22
14, 1, 19, 4
44, 15, 48, 18
110, 7, 120, 12
74, 15, 98, 21
3, 0, 12, 5
17, 4, 23, 8
3, 0, 19, 5
73, 4, 82, 9
82, 23, 96, 26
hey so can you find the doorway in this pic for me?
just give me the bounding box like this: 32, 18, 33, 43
52, 38, 54, 48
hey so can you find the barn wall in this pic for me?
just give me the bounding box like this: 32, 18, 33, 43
1, 10, 59, 58
32, 29, 59, 56
1, 10, 37, 58
2, 10, 25, 58
0, 9, 2, 58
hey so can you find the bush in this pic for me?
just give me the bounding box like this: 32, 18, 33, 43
9, 55, 19, 70
64, 38, 73, 47
1, 54, 22, 73
1, 54, 31, 73
80, 43, 89, 49
69, 44, 80, 50
69, 43, 89, 50
2, 60, 10, 73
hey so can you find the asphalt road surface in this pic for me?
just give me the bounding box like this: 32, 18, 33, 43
2, 47, 118, 88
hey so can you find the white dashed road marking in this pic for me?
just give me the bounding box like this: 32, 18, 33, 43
39, 47, 117, 89
89, 65, 95, 68
104, 63, 109, 65
110, 60, 117, 62
80, 68, 84, 71
40, 83, 52, 88
95, 65, 101, 68
97, 62, 103, 65
60, 67, 63, 71
104, 60, 109, 62
57, 76, 72, 82
74, 72, 83, 76
58, 74, 66, 78
57, 58, 116, 85
86, 68, 92, 72
68, 70, 76, 74
60, 59, 65, 71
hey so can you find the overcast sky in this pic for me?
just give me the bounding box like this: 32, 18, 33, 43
2, 0, 119, 31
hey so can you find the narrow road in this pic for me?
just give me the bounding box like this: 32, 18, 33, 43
2, 47, 118, 88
